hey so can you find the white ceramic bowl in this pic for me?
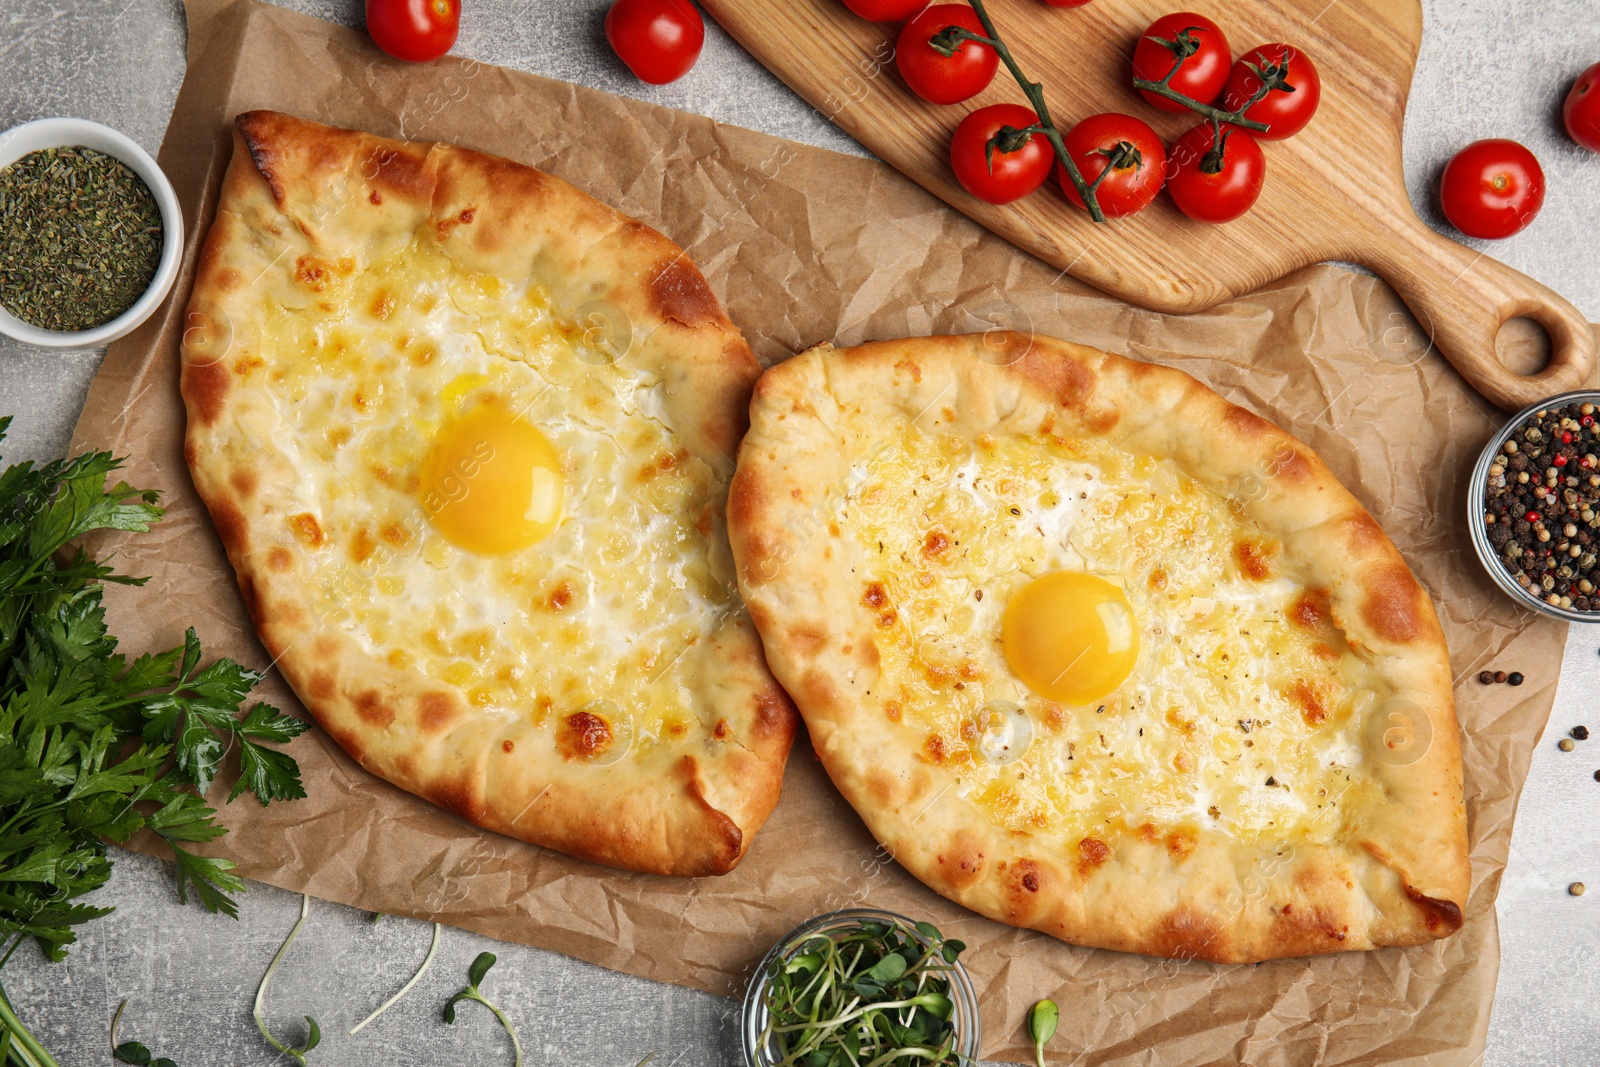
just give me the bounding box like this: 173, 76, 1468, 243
0, 117, 183, 348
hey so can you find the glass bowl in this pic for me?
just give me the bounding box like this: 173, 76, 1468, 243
1468, 389, 1600, 624
741, 908, 981, 1066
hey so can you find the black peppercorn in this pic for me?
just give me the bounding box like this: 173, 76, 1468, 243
1508, 672, 1525, 686
1573, 725, 1590, 741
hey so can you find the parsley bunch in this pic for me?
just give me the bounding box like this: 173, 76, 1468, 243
0, 419, 309, 1065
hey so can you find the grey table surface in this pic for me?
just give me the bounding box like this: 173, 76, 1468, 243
2, 0, 1599, 1063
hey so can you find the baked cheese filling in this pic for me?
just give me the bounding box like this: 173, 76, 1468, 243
842, 421, 1384, 850
243, 236, 738, 758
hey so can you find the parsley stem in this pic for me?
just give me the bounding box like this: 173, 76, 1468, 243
347, 921, 441, 1035
254, 894, 320, 1065
0, 980, 58, 1067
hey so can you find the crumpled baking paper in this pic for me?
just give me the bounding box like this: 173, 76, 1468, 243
66, 1, 1579, 1061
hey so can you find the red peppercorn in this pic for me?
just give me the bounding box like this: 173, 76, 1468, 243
1564, 432, 1575, 443
1527, 510, 1541, 521
1584, 416, 1595, 427
1557, 455, 1570, 467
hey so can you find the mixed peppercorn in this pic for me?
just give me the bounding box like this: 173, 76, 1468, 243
1482, 401, 1600, 611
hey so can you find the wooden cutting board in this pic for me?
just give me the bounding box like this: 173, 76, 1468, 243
700, 0, 1592, 410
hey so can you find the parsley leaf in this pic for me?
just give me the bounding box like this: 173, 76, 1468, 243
0, 421, 309, 1063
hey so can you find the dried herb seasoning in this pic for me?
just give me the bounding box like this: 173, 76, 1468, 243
0, 145, 162, 332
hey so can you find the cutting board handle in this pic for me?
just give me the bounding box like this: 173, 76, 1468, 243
1358, 213, 1594, 410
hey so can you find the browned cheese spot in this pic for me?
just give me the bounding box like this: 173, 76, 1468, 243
1234, 539, 1276, 581
380, 520, 413, 547
1289, 589, 1330, 630
558, 711, 614, 760
294, 254, 335, 292
1076, 836, 1111, 879
289, 512, 325, 548
547, 580, 574, 610
1166, 828, 1198, 861
1285, 678, 1328, 725
349, 527, 377, 564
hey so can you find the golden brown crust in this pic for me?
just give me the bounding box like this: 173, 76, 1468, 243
728, 334, 1468, 960
181, 111, 796, 877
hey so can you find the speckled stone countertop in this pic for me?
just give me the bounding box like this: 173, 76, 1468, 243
2, 2, 1597, 1063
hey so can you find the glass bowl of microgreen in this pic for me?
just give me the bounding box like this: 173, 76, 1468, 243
741, 908, 981, 1066
0, 116, 183, 349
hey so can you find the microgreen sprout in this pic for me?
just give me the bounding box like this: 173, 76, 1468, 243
109, 1001, 176, 1067
252, 894, 321, 1065
1027, 999, 1058, 1067
758, 916, 970, 1066
443, 952, 523, 1066
348, 921, 442, 1035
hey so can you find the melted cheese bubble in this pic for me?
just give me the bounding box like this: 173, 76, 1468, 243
1001, 571, 1139, 705
419, 403, 563, 555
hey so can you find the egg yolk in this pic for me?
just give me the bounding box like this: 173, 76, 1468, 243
419, 404, 563, 555
1001, 571, 1139, 705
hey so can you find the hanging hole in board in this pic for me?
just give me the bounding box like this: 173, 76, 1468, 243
1495, 316, 1552, 377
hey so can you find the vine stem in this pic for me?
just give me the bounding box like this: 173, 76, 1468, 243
1131, 41, 1275, 132
347, 922, 442, 1036
962, 0, 1108, 223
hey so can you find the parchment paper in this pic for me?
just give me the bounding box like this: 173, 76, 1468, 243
66, 1, 1575, 1062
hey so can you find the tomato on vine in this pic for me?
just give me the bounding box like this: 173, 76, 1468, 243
1565, 62, 1600, 152
951, 104, 1053, 204
897, 5, 1000, 105
605, 0, 704, 85
842, 0, 928, 21
1221, 44, 1319, 140
366, 0, 460, 62
1166, 122, 1264, 223
1440, 139, 1545, 240
1059, 112, 1166, 218
1131, 13, 1231, 113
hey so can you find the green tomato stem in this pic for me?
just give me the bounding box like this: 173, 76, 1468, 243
962, 0, 1108, 223
1132, 48, 1272, 132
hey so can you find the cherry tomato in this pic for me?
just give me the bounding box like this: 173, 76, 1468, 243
896, 5, 999, 105
842, 0, 927, 20
1221, 43, 1320, 140
1439, 139, 1545, 240
1166, 123, 1265, 223
1564, 62, 1600, 152
1059, 112, 1166, 218
605, 0, 704, 85
365, 0, 460, 63
951, 104, 1053, 205
1132, 13, 1231, 113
